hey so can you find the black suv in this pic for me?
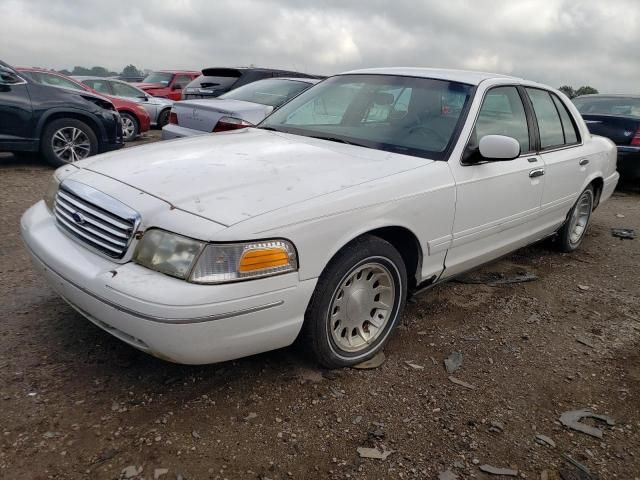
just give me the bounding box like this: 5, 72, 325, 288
182, 67, 322, 100
0, 60, 123, 167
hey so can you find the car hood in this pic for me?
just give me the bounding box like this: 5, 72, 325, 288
134, 82, 165, 90
80, 128, 432, 226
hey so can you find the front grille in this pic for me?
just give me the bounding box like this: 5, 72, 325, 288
53, 180, 140, 259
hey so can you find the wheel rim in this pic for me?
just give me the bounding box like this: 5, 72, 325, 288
568, 191, 593, 244
328, 262, 396, 353
122, 116, 135, 139
51, 127, 91, 163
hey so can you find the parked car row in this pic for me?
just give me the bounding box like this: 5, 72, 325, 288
20, 67, 620, 367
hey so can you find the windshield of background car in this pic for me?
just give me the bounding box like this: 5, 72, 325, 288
142, 72, 173, 85
220, 79, 312, 107
259, 74, 473, 159
573, 96, 640, 117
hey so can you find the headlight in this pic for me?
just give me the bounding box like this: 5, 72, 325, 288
132, 230, 298, 284
44, 165, 78, 212
133, 229, 204, 279
190, 240, 298, 284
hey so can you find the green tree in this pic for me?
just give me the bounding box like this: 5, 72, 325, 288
558, 85, 576, 98
575, 86, 599, 97
121, 64, 142, 77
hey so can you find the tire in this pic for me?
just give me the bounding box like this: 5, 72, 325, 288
303, 235, 407, 369
556, 185, 594, 252
120, 112, 139, 142
157, 109, 170, 128
41, 118, 98, 167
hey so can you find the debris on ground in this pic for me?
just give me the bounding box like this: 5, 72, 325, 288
560, 454, 597, 480
438, 469, 459, 480
244, 412, 258, 421
296, 367, 324, 383
576, 336, 595, 348
448, 376, 476, 390
120, 465, 143, 479
353, 351, 386, 369
559, 409, 615, 438
153, 468, 169, 480
454, 271, 538, 286
489, 421, 504, 433
578, 285, 590, 291
444, 351, 464, 374
611, 228, 636, 240
356, 446, 394, 460
479, 464, 518, 476
535, 434, 556, 448
404, 360, 425, 370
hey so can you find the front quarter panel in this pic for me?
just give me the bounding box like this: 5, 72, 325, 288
219, 161, 456, 283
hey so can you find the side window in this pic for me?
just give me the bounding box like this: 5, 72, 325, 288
526, 88, 565, 149
84, 79, 111, 95
551, 94, 579, 144
111, 82, 143, 98
39, 73, 83, 91
470, 86, 530, 153
173, 75, 191, 89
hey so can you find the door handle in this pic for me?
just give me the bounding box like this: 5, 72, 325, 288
527, 157, 538, 163
529, 168, 545, 178
579, 158, 589, 166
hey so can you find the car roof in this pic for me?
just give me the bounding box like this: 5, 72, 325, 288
574, 94, 640, 99
201, 67, 321, 77
340, 67, 521, 86
155, 70, 200, 74
257, 77, 320, 84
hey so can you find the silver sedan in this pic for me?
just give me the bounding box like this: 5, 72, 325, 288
73, 76, 174, 127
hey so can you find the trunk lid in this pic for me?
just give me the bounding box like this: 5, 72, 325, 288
173, 99, 272, 132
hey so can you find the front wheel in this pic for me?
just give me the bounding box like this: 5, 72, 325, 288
303, 235, 407, 369
156, 109, 170, 128
41, 118, 98, 167
556, 185, 594, 252
120, 112, 139, 141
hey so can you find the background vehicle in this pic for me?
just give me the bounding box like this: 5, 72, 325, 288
74, 76, 173, 127
573, 94, 640, 180
134, 70, 200, 101
21, 68, 619, 367
162, 77, 319, 139
18, 68, 150, 141
0, 60, 122, 166
182, 67, 322, 100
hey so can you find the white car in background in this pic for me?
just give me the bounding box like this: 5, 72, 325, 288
73, 76, 174, 127
21, 68, 618, 368
161, 77, 319, 139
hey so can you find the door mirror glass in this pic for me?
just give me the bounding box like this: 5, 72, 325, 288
479, 135, 521, 160
171, 83, 182, 90
0, 66, 25, 86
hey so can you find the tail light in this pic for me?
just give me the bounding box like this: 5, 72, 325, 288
631, 128, 640, 146
168, 110, 178, 125
212, 116, 253, 133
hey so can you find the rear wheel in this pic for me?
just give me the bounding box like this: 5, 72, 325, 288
120, 112, 139, 141
41, 118, 98, 167
556, 185, 594, 252
157, 109, 170, 128
303, 235, 407, 368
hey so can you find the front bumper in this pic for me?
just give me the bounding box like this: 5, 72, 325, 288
21, 201, 316, 364
617, 146, 640, 180
161, 123, 208, 140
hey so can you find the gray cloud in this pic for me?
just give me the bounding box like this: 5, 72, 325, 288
1, 0, 638, 92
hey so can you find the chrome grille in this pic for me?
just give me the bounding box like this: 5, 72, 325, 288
53, 180, 140, 259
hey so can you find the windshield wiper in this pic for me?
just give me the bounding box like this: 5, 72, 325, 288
308, 135, 368, 148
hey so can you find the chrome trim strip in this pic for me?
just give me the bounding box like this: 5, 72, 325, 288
56, 200, 129, 239
62, 179, 139, 223
57, 190, 132, 230
28, 245, 284, 325
56, 208, 128, 247
54, 212, 123, 254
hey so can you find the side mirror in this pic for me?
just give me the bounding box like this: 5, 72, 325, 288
478, 135, 521, 161
138, 94, 149, 101
171, 83, 182, 91
0, 70, 25, 86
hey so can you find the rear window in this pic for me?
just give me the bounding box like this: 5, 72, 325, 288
187, 74, 241, 90
573, 96, 640, 117
142, 72, 173, 85
220, 79, 313, 107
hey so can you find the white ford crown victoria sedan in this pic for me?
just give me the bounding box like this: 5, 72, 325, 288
21, 68, 619, 368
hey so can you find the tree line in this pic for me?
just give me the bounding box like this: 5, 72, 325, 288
57, 64, 145, 78
558, 85, 599, 99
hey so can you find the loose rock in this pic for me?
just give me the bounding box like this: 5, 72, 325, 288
444, 352, 464, 374
535, 434, 556, 448
479, 464, 518, 476
356, 446, 394, 460
438, 469, 458, 480
448, 376, 476, 390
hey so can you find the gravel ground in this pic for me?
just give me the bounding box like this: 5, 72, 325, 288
1, 135, 639, 480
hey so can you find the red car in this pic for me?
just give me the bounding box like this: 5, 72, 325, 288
134, 70, 201, 101
17, 68, 151, 142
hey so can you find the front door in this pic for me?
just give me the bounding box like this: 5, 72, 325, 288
444, 85, 544, 277
0, 65, 33, 150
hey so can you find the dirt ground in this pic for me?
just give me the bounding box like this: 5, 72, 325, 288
1, 134, 639, 480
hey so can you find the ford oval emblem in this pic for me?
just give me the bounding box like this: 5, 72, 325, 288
71, 211, 86, 225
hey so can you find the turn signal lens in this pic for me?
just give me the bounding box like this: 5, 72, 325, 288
239, 247, 290, 273
168, 110, 178, 125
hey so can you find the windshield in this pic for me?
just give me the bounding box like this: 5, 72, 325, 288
142, 72, 173, 85
259, 74, 473, 159
220, 79, 313, 107
573, 96, 640, 117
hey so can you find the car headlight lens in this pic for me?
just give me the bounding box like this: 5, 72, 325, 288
190, 240, 298, 284
44, 165, 78, 212
133, 229, 204, 279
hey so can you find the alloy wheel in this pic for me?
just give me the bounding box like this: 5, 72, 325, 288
568, 190, 593, 244
51, 127, 91, 163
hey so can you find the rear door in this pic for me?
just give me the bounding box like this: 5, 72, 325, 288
524, 88, 585, 226
0, 66, 34, 148
444, 85, 544, 277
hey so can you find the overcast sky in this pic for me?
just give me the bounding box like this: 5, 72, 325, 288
1, 0, 638, 92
